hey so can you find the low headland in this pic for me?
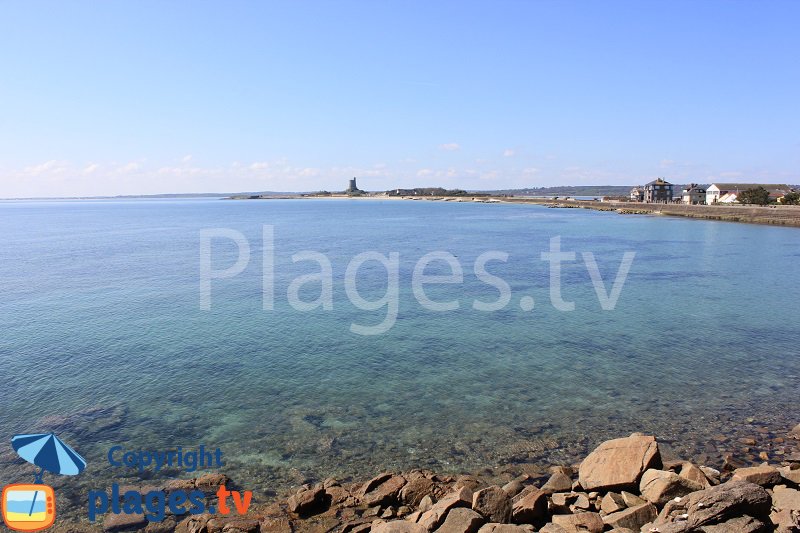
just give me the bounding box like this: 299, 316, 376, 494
66, 423, 800, 533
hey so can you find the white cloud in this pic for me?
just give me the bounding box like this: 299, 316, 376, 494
439, 143, 460, 151
523, 167, 539, 175
249, 162, 270, 170
83, 163, 99, 174
660, 159, 675, 168
24, 160, 67, 175
297, 167, 320, 177
182, 155, 193, 163
503, 149, 515, 157
116, 162, 140, 174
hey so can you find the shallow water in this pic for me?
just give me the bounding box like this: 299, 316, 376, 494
1, 198, 799, 513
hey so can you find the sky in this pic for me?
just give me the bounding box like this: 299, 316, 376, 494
1, 1, 799, 197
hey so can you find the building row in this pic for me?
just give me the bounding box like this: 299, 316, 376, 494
629, 180, 796, 204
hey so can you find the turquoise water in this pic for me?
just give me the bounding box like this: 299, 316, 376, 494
1, 198, 799, 504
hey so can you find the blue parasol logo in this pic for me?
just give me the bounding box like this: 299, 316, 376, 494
11, 433, 87, 483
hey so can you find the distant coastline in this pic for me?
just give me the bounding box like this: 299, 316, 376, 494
230, 193, 800, 228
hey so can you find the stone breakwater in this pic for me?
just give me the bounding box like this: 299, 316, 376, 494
75, 425, 800, 533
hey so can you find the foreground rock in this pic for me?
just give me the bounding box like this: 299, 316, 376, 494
731, 464, 783, 486
653, 480, 771, 531
471, 486, 511, 523
603, 502, 657, 531
550, 512, 604, 533
639, 468, 705, 506
102, 428, 796, 533
510, 488, 546, 525
434, 508, 484, 533
577, 434, 661, 491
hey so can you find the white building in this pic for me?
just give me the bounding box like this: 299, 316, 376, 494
706, 183, 791, 204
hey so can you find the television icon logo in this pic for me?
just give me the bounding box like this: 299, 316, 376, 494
2, 484, 56, 532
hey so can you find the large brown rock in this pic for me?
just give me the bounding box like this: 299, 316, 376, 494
510, 488, 547, 525
620, 491, 646, 508
700, 515, 769, 532
550, 512, 604, 533
501, 480, 524, 497
600, 492, 626, 514
195, 473, 231, 494
418, 488, 472, 531
772, 486, 800, 511
434, 508, 485, 533
679, 462, 711, 488
373, 520, 428, 533
639, 468, 705, 506
779, 466, 800, 485
541, 472, 572, 494
361, 473, 394, 495
363, 475, 408, 506
476, 525, 534, 533
652, 480, 771, 530
548, 492, 576, 514
602, 502, 657, 531
288, 485, 328, 516
401, 477, 436, 506
577, 434, 661, 491
770, 508, 800, 532
538, 525, 569, 533
471, 486, 512, 523
731, 464, 783, 487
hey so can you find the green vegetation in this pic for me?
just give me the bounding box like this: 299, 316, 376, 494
737, 187, 771, 205
781, 191, 800, 205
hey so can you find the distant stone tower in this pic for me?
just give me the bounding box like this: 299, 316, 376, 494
347, 177, 359, 193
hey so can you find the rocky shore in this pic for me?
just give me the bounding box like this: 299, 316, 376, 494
64, 425, 800, 533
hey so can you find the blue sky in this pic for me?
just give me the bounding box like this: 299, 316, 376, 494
1, 1, 798, 197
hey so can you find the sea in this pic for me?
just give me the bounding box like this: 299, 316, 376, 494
1, 198, 798, 516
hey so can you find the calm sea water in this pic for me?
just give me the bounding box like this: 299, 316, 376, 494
1, 198, 799, 507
